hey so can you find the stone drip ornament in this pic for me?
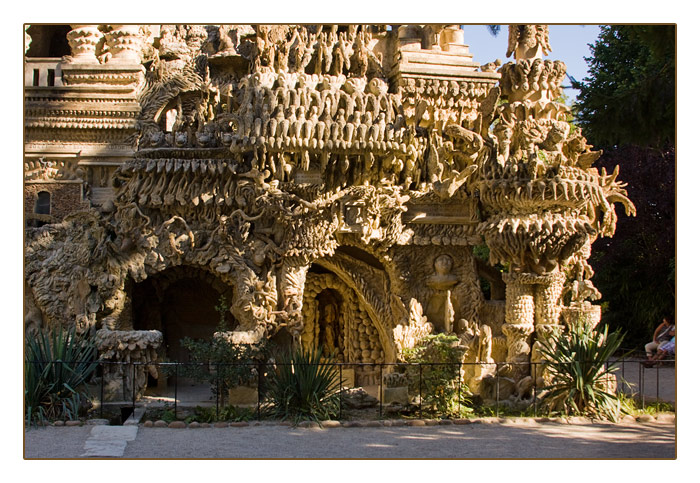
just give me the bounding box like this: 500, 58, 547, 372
24, 24, 634, 401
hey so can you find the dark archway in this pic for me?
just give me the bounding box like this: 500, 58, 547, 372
131, 266, 235, 363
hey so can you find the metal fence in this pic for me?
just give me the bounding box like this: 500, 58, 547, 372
25, 357, 675, 422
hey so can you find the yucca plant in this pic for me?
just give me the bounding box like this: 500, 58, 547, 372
538, 319, 626, 421
25, 325, 98, 426
264, 347, 340, 424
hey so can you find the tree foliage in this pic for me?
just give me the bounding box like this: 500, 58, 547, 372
573, 25, 676, 348
573, 25, 675, 148
589, 145, 675, 348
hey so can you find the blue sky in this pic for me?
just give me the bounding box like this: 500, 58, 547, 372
461, 25, 602, 93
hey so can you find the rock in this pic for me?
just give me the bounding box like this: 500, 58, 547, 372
65, 420, 82, 426
656, 413, 675, 424
453, 418, 471, 425
438, 419, 453, 425
199, 423, 211, 428
53, 421, 65, 426
407, 420, 425, 426
168, 421, 186, 428
390, 419, 408, 426
320, 420, 341, 428
154, 420, 168, 428
365, 421, 382, 427
636, 414, 655, 423
341, 387, 379, 409
213, 422, 229, 428
143, 420, 154, 427
230, 421, 249, 427
188, 422, 201, 428
621, 415, 637, 424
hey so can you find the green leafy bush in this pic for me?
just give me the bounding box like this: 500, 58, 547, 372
264, 347, 340, 424
401, 333, 468, 417
25, 325, 98, 425
175, 336, 267, 403
169, 295, 267, 403
183, 405, 256, 423
538, 320, 626, 421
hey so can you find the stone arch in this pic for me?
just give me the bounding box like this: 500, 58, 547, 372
301, 270, 387, 386
311, 247, 397, 364
129, 264, 236, 362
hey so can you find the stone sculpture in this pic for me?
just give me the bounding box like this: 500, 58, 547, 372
24, 24, 634, 399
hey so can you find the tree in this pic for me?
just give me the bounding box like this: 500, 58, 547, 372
573, 25, 676, 348
573, 25, 675, 148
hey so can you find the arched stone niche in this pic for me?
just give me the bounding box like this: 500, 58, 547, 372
301, 271, 385, 386
129, 264, 236, 362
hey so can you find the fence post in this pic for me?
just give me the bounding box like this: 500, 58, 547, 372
132, 362, 136, 414
379, 363, 383, 420
100, 361, 104, 420
174, 363, 178, 418
257, 361, 262, 421
639, 363, 647, 410
339, 363, 343, 420
496, 362, 500, 418
656, 363, 660, 405
216, 364, 220, 420
457, 362, 461, 418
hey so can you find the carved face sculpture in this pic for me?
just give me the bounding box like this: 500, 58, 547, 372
434, 254, 454, 276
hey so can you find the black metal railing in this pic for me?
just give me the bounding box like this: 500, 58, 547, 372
25, 357, 675, 422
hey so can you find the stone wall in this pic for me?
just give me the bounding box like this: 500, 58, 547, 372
24, 181, 88, 224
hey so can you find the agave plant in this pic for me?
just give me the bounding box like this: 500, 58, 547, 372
538, 319, 626, 421
264, 347, 340, 424
25, 325, 98, 425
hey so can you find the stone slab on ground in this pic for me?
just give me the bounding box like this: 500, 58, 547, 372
80, 425, 139, 458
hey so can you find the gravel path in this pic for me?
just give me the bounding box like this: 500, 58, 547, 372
25, 420, 675, 459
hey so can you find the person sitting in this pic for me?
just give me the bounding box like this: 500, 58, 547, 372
644, 335, 675, 367
645, 317, 674, 360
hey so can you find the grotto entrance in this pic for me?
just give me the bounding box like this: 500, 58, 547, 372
131, 266, 235, 363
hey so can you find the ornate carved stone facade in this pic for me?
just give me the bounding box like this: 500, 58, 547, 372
24, 24, 634, 399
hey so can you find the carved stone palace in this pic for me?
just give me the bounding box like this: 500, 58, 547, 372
24, 24, 634, 400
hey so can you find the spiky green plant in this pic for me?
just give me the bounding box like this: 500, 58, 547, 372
25, 325, 98, 426
264, 347, 340, 424
538, 320, 626, 421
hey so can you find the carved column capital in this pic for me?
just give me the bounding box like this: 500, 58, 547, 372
66, 24, 102, 64
105, 25, 143, 64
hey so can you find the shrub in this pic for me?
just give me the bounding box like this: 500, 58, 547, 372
401, 333, 468, 417
538, 319, 626, 421
175, 336, 268, 403
264, 347, 340, 424
25, 325, 98, 425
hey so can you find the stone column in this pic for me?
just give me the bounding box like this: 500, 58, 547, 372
66, 25, 102, 64
501, 272, 536, 392
25, 26, 32, 55
278, 259, 310, 344
104, 25, 143, 64
531, 271, 566, 382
